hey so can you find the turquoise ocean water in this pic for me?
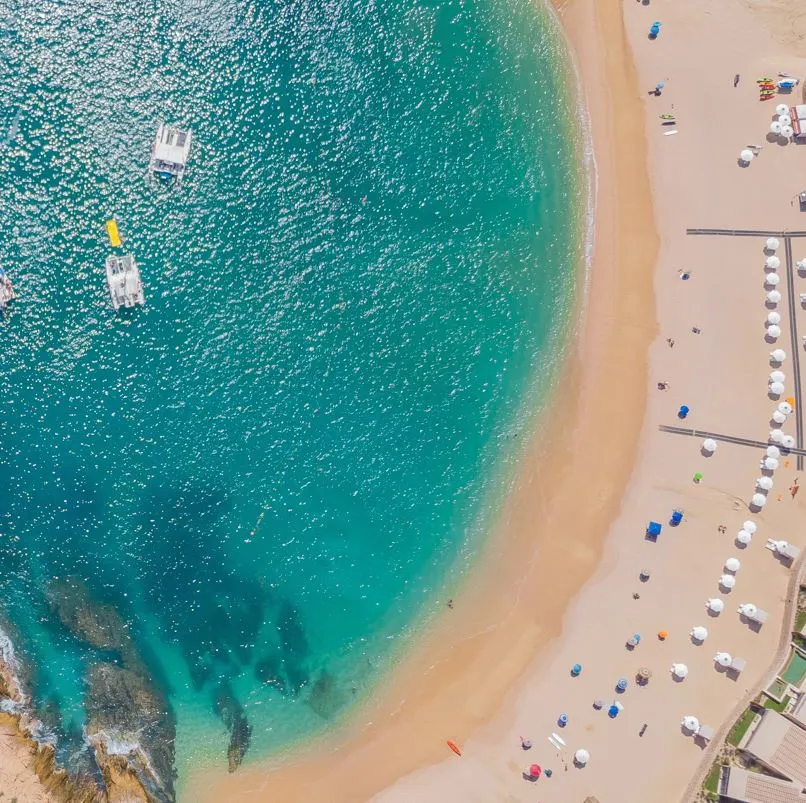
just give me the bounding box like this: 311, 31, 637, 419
0, 0, 580, 794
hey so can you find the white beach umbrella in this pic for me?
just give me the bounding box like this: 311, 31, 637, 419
782, 434, 796, 448
736, 530, 753, 545
752, 493, 767, 507
770, 429, 785, 443
771, 349, 787, 363
690, 626, 708, 641
702, 438, 717, 453
775, 104, 789, 117
764, 457, 780, 471
770, 382, 785, 396
768, 324, 782, 338
767, 290, 782, 304
770, 370, 786, 384
766, 256, 781, 270
779, 402, 793, 415
768, 311, 782, 324
765, 447, 781, 459
672, 663, 689, 679
773, 410, 787, 424
771, 120, 783, 135
681, 715, 700, 732
707, 598, 724, 614
780, 114, 792, 126
740, 149, 755, 163
757, 476, 774, 491
739, 603, 758, 618
798, 259, 806, 272
715, 652, 732, 667
725, 557, 741, 572
766, 274, 781, 287
743, 520, 758, 533
720, 574, 736, 589
782, 125, 794, 139
574, 749, 590, 766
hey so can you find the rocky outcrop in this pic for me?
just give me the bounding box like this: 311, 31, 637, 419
85, 663, 176, 803
214, 683, 252, 773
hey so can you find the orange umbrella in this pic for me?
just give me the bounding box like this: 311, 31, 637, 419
658, 630, 669, 640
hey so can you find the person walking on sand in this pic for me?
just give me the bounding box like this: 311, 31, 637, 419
734, 73, 740, 87
791, 478, 800, 499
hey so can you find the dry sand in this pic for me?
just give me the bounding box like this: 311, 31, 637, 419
0, 715, 54, 802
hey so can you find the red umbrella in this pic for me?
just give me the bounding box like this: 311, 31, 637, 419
529, 763, 542, 778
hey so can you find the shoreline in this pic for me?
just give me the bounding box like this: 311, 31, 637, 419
187, 0, 660, 798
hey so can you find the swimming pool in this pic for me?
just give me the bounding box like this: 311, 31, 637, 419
782, 650, 806, 686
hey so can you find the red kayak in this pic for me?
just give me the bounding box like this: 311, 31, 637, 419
447, 740, 462, 756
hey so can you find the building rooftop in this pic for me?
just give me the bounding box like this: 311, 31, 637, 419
744, 710, 806, 785
724, 766, 805, 803
788, 695, 806, 730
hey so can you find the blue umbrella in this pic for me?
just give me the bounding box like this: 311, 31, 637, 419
558, 713, 568, 727
571, 663, 582, 677
616, 678, 628, 692
608, 705, 619, 718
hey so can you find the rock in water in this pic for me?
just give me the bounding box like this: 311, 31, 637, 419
214, 683, 252, 772
85, 663, 176, 803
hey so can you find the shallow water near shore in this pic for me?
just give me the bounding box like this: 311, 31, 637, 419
0, 0, 579, 792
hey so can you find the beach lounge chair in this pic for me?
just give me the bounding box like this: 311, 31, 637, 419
697, 724, 714, 741
730, 656, 747, 673
749, 608, 769, 625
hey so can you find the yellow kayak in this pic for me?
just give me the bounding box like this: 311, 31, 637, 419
105, 219, 121, 247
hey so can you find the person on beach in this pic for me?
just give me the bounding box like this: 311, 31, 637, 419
718, 524, 727, 533
734, 73, 740, 87
657, 381, 669, 390
639, 723, 648, 737
666, 337, 675, 348
791, 479, 800, 499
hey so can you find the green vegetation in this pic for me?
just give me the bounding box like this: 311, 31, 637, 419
728, 708, 757, 746
764, 695, 791, 712
703, 762, 722, 801
796, 609, 806, 633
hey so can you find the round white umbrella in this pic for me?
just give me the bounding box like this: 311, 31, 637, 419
752, 493, 767, 507
736, 530, 753, 545
725, 557, 741, 572
782, 434, 796, 448
773, 410, 787, 424
702, 438, 717, 453
770, 383, 785, 396
720, 574, 736, 589
739, 603, 758, 618
691, 626, 708, 641
767, 290, 783, 304
771, 120, 783, 135
779, 402, 793, 415
770, 370, 786, 383
771, 349, 787, 363
743, 520, 758, 533
764, 457, 780, 470
780, 114, 792, 126
707, 598, 724, 613
766, 256, 781, 270
757, 476, 774, 490
715, 652, 732, 667
681, 715, 700, 732
775, 105, 789, 117
798, 259, 806, 272
766, 274, 781, 287
672, 663, 689, 679
574, 749, 590, 766
768, 311, 782, 324
770, 429, 785, 443
782, 125, 794, 139
740, 149, 755, 163
768, 324, 782, 338
766, 446, 781, 459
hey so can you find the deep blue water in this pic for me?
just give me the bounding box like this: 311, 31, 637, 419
0, 0, 580, 792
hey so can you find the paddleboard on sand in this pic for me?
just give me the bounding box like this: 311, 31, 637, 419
447, 741, 462, 756
663, 130, 678, 136
552, 732, 567, 745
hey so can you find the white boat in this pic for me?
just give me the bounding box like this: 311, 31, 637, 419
106, 254, 144, 310
149, 123, 192, 182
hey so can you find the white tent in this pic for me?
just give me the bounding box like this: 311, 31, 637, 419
743, 520, 758, 533
768, 324, 782, 338
715, 652, 732, 667
671, 663, 689, 678
574, 749, 590, 766
757, 476, 774, 491
706, 598, 724, 613
766, 256, 781, 270
702, 438, 717, 453
771, 348, 787, 363
681, 715, 700, 732
725, 557, 741, 572
690, 626, 708, 641
720, 574, 736, 589
751, 493, 767, 507
736, 530, 752, 545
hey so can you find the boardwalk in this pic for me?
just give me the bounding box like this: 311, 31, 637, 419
659, 424, 806, 457
687, 228, 806, 469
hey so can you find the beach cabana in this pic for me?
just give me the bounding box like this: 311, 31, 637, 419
647, 521, 662, 537
707, 598, 724, 614
574, 749, 590, 767
720, 574, 736, 589
681, 715, 700, 733
715, 652, 732, 667
690, 626, 708, 642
